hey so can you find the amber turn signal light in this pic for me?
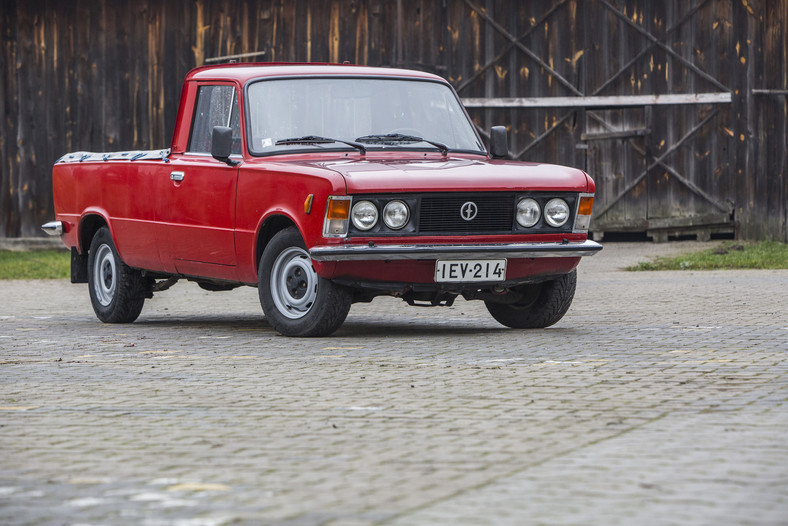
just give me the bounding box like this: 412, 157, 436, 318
323, 196, 352, 238
326, 197, 350, 219
577, 196, 594, 216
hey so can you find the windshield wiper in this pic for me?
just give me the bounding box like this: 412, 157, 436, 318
355, 134, 448, 156
275, 135, 366, 155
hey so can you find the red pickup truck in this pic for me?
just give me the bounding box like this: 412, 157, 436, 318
43, 63, 601, 337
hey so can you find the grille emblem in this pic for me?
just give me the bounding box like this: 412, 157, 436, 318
460, 201, 478, 221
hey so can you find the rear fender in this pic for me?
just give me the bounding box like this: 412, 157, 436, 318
72, 211, 111, 284
78, 210, 111, 254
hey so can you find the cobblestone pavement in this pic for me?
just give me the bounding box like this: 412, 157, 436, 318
1, 242, 786, 525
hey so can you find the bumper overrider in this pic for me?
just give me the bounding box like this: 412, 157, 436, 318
41, 221, 64, 236
309, 239, 602, 261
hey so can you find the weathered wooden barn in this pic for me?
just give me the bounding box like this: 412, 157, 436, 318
1, 0, 786, 241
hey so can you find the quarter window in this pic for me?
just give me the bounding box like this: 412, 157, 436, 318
188, 85, 241, 154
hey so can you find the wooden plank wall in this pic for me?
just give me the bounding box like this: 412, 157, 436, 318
582, 0, 737, 235
1, 0, 786, 241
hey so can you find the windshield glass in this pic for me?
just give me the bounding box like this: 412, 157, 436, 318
246, 77, 484, 155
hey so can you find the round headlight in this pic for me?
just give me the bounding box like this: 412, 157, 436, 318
544, 198, 570, 227
351, 200, 378, 231
383, 200, 410, 230
516, 198, 541, 228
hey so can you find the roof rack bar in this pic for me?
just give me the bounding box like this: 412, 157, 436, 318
205, 51, 267, 64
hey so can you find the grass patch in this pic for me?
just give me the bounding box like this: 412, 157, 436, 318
627, 241, 788, 271
0, 250, 70, 280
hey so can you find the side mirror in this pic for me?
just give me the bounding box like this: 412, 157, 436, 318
211, 126, 239, 166
489, 126, 509, 159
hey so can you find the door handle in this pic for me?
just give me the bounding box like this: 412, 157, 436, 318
170, 171, 185, 182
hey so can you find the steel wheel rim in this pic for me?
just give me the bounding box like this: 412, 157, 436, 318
93, 244, 116, 307
270, 247, 318, 320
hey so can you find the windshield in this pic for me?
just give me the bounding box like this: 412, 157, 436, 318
246, 77, 484, 155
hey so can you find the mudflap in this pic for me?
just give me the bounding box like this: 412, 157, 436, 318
71, 247, 89, 283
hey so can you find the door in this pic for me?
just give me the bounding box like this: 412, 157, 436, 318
160, 83, 242, 280
584, 108, 650, 233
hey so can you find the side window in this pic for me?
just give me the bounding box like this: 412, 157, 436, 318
188, 85, 241, 155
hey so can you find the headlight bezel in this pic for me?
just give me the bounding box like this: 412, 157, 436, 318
512, 194, 578, 231
345, 196, 417, 235
543, 198, 571, 228
382, 200, 411, 230
351, 200, 379, 231
516, 198, 541, 228
336, 193, 583, 237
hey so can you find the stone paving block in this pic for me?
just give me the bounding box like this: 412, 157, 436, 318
1, 243, 787, 524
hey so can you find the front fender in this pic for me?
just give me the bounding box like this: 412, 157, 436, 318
235, 166, 345, 284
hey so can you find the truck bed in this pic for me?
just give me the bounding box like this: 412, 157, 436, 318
56, 149, 171, 164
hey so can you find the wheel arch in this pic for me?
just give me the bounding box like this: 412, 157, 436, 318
79, 213, 110, 254
255, 214, 299, 269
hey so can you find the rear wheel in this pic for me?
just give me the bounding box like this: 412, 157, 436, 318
258, 227, 352, 337
485, 270, 577, 329
87, 227, 150, 323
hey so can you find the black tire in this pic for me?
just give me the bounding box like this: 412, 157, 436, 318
258, 227, 352, 337
87, 226, 150, 323
485, 270, 577, 329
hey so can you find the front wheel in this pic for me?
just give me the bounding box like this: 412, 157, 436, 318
87, 227, 150, 323
485, 270, 577, 329
258, 227, 352, 337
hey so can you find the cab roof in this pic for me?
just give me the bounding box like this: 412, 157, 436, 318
184, 63, 447, 84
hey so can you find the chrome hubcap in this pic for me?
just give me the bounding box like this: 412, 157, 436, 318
270, 247, 318, 319
93, 244, 116, 307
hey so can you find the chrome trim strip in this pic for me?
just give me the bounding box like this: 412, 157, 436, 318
309, 240, 602, 261
41, 221, 63, 236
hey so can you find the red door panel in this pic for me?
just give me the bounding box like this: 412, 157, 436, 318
160, 154, 238, 278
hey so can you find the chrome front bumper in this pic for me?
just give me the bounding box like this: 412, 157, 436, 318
309, 240, 602, 261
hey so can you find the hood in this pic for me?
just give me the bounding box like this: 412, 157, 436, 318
310, 157, 590, 194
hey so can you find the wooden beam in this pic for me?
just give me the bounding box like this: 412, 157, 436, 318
598, 0, 729, 92
593, 108, 728, 220
592, 0, 711, 96
462, 92, 732, 108
514, 112, 574, 159
593, 213, 733, 231
586, 110, 730, 218
581, 129, 650, 141
646, 213, 733, 230
752, 89, 788, 95
463, 0, 583, 97
455, 0, 568, 94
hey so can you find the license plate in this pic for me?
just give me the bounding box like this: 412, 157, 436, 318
434, 259, 506, 282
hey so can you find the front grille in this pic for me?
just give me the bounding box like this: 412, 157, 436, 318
419, 194, 514, 233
